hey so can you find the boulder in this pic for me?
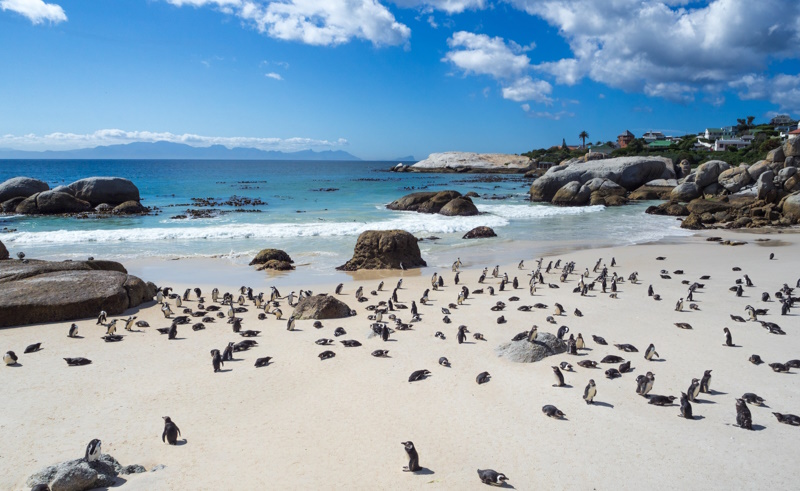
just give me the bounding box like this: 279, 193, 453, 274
767, 146, 785, 163
258, 260, 295, 271
337, 230, 426, 271
702, 182, 723, 196
529, 156, 675, 202
410, 152, 533, 173
291, 295, 352, 320
552, 181, 591, 206
694, 160, 731, 187
645, 179, 678, 187
2, 196, 26, 212
757, 171, 777, 202
462, 226, 497, 239
249, 248, 293, 266
746, 160, 773, 182
495, 333, 567, 363
678, 160, 692, 179
629, 185, 674, 201
0, 239, 7, 260
686, 198, 731, 216
584, 152, 606, 162
0, 176, 49, 203
786, 156, 798, 168
386, 190, 478, 216
464, 191, 480, 198
782, 193, 800, 222
95, 203, 113, 213
670, 182, 702, 202
0, 259, 155, 328
439, 197, 479, 216
66, 177, 140, 206
27, 452, 145, 491
600, 194, 629, 206
680, 213, 704, 230
718, 166, 752, 193
112, 200, 147, 214
16, 191, 92, 215
784, 174, 800, 193
583, 177, 626, 195
784, 137, 800, 158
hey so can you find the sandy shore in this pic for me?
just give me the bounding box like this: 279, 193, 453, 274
2, 229, 799, 490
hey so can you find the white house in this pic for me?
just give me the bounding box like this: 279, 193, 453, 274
704, 128, 723, 140
713, 139, 751, 151
642, 131, 666, 143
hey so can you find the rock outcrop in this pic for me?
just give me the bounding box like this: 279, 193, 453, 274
0, 176, 49, 203
495, 333, 567, 363
66, 177, 140, 206
462, 226, 497, 239
337, 230, 426, 271
0, 259, 156, 328
670, 182, 702, 202
249, 249, 295, 270
530, 156, 675, 203
27, 452, 146, 491
0, 239, 8, 260
386, 190, 478, 216
718, 166, 752, 193
291, 295, 353, 320
784, 137, 800, 158
693, 160, 731, 187
16, 191, 92, 215
629, 184, 674, 201
112, 200, 148, 215
783, 193, 800, 222
405, 152, 534, 173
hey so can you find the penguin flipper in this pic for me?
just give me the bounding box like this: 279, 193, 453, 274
162, 430, 166, 443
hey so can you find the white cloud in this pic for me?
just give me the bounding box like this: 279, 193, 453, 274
501, 76, 552, 104
0, 129, 348, 152
265, 72, 283, 80
526, 110, 574, 120
164, 0, 410, 47
393, 0, 485, 14
520, 103, 530, 112
509, 0, 800, 104
0, 0, 66, 24
731, 73, 800, 114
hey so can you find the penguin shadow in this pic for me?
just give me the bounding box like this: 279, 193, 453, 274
6, 363, 23, 368
649, 358, 667, 363
169, 337, 187, 341
693, 398, 716, 404
728, 423, 766, 431
409, 467, 435, 475
553, 384, 573, 389
591, 401, 614, 409
69, 335, 85, 339
174, 438, 188, 446
723, 345, 742, 348
706, 390, 728, 395
216, 369, 233, 373
684, 415, 705, 421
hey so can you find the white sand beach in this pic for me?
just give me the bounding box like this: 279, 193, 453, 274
2, 229, 799, 490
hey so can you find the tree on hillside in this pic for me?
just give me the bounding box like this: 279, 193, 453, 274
747, 115, 755, 127
561, 138, 568, 150
579, 130, 589, 148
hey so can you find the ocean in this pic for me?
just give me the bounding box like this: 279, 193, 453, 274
0, 160, 691, 281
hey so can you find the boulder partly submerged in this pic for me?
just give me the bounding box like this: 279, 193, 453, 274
27, 452, 146, 491
462, 226, 497, 239
495, 333, 567, 363
292, 295, 353, 320
249, 248, 294, 270
66, 177, 140, 206
0, 176, 49, 203
0, 259, 156, 328
406, 152, 534, 174
530, 156, 675, 203
337, 230, 426, 271
386, 190, 479, 216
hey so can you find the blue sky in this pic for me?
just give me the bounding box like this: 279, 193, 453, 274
1, 0, 798, 160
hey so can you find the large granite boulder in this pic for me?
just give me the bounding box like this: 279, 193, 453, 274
2, 196, 26, 212
784, 173, 800, 193
694, 160, 731, 187
670, 182, 702, 202
249, 248, 293, 266
410, 152, 533, 173
757, 171, 777, 202
386, 190, 478, 216
292, 295, 352, 320
686, 198, 731, 216
0, 239, 7, 260
784, 138, 800, 158
27, 452, 145, 491
680, 213, 704, 230
0, 259, 156, 328
16, 191, 92, 215
337, 230, 426, 271
0, 176, 49, 203
529, 156, 675, 202
782, 193, 800, 222
495, 333, 567, 363
677, 160, 692, 179
463, 226, 496, 239
66, 177, 140, 206
629, 185, 674, 201
552, 181, 591, 206
718, 166, 752, 193
112, 200, 147, 215
747, 160, 774, 182
767, 146, 785, 163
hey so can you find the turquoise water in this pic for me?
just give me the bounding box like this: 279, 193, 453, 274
0, 160, 690, 274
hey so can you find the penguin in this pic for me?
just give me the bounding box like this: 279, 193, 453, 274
162, 302, 173, 318
647, 285, 654, 297
560, 361, 573, 371
254, 356, 272, 367
723, 327, 733, 347
3, 351, 19, 366
637, 372, 654, 396
741, 393, 766, 406
371, 350, 389, 358
687, 378, 701, 401
556, 325, 569, 340
64, 357, 92, 366
772, 413, 800, 426
551, 366, 566, 387
68, 323, 79, 338
335, 283, 343, 295
211, 349, 223, 372
286, 316, 296, 331
211, 288, 219, 303
96, 311, 107, 325
402, 441, 421, 472
583, 379, 596, 404
542, 404, 566, 419
381, 324, 390, 342
156, 290, 164, 304
592, 335, 608, 345
123, 316, 136, 331
679, 392, 693, 419
575, 334, 585, 350
644, 344, 659, 361
619, 360, 632, 373
476, 371, 491, 384
675, 298, 684, 312
477, 469, 508, 485
408, 369, 431, 382
554, 303, 564, 316
699, 369, 712, 393
175, 295, 182, 308
222, 342, 234, 362
24, 343, 42, 353
318, 350, 336, 360
648, 395, 677, 406
735, 398, 753, 430
162, 416, 181, 445
749, 354, 763, 365
457, 325, 469, 344
168, 323, 177, 340
85, 439, 102, 462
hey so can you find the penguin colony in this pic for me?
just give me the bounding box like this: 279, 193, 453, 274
3, 248, 800, 487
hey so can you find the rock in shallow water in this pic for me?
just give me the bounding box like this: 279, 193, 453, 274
462, 226, 497, 239
337, 230, 426, 271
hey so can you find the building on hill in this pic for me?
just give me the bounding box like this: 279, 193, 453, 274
788, 128, 800, 141
617, 130, 635, 148
770, 114, 795, 126
704, 128, 723, 140
713, 139, 751, 151
647, 140, 674, 149
642, 131, 666, 143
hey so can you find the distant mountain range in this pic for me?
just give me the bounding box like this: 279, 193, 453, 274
0, 141, 361, 160
393, 155, 416, 162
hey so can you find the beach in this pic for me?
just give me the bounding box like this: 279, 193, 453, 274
2, 228, 799, 490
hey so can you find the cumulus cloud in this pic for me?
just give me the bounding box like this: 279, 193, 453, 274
265, 72, 283, 80
443, 31, 552, 105
164, 0, 410, 47
731, 73, 800, 113
0, 0, 67, 24
509, 0, 800, 104
0, 129, 348, 152
393, 0, 485, 14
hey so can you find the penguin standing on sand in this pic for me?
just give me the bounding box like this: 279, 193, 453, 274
162, 416, 181, 445
644, 344, 659, 361
4, 351, 19, 366
457, 325, 469, 344
211, 349, 223, 372
123, 316, 136, 331
679, 392, 693, 419
699, 370, 712, 393
68, 323, 79, 338
583, 379, 596, 404
723, 328, 733, 346
402, 441, 421, 472
551, 366, 566, 387
675, 298, 684, 312
96, 311, 107, 325
687, 378, 700, 401
381, 324, 390, 342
